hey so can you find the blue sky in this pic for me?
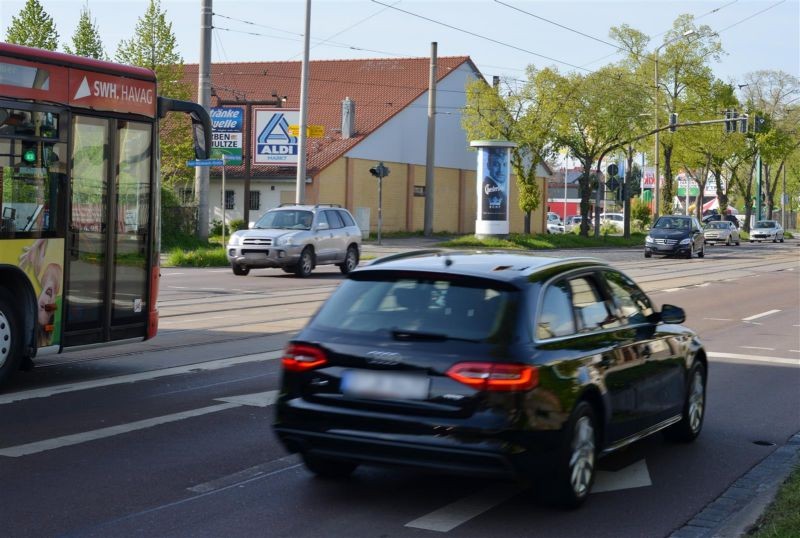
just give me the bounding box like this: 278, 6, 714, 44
3, 1, 798, 86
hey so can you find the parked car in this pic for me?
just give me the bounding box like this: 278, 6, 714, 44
226, 204, 362, 277
600, 212, 625, 226
547, 212, 562, 225
749, 220, 785, 243
644, 215, 705, 259
274, 252, 707, 508
564, 215, 593, 232
546, 221, 565, 234
703, 221, 740, 246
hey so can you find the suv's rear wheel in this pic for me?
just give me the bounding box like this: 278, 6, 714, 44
295, 247, 314, 278
232, 264, 250, 276
339, 245, 359, 274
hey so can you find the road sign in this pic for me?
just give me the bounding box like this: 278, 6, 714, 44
288, 124, 325, 138
187, 159, 224, 167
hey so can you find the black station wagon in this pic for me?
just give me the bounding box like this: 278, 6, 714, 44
273, 252, 707, 507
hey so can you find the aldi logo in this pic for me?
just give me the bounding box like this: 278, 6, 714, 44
253, 108, 299, 166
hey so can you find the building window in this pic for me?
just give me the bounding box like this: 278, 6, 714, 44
224, 190, 235, 210
249, 190, 261, 211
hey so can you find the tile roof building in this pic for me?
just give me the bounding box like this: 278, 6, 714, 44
183, 56, 549, 234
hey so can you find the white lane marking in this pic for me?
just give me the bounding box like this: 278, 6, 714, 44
696, 283, 710, 287
790, 350, 800, 353
704, 318, 733, 321
162, 273, 185, 276
0, 403, 239, 457
201, 288, 225, 291
593, 459, 652, 493
405, 483, 525, 532
0, 351, 282, 405
169, 286, 189, 289
709, 352, 800, 367
740, 346, 775, 351
0, 390, 278, 458
209, 269, 231, 273
742, 309, 781, 321
662, 288, 681, 293
188, 454, 301, 493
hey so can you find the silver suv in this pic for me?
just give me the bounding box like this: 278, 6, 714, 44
226, 204, 362, 277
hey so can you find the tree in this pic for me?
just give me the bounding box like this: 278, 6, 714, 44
5, 0, 59, 51
547, 66, 648, 236
115, 0, 193, 190
64, 4, 107, 60
611, 15, 723, 216
462, 68, 560, 233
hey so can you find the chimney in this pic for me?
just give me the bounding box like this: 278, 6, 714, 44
341, 97, 355, 139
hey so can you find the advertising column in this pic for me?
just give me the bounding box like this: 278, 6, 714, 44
470, 140, 516, 238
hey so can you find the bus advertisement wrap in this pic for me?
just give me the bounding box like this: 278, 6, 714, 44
1, 238, 64, 347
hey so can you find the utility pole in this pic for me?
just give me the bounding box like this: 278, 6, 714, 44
423, 42, 437, 236
295, 0, 311, 204
195, 0, 212, 240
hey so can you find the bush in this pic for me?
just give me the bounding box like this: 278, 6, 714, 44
210, 218, 248, 236
631, 198, 652, 228
600, 222, 621, 236
229, 219, 247, 232
164, 247, 229, 267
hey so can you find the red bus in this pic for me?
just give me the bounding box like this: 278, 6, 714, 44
0, 43, 210, 386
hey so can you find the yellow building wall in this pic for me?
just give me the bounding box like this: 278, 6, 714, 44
314, 157, 548, 235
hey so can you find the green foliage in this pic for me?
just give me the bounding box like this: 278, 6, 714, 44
600, 222, 621, 236
63, 5, 106, 59
115, 0, 194, 191
5, 0, 59, 50
210, 219, 248, 236
631, 197, 652, 227
749, 466, 800, 538
164, 247, 229, 267
229, 219, 247, 232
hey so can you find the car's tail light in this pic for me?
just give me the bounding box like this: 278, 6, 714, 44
282, 343, 328, 372
446, 362, 538, 392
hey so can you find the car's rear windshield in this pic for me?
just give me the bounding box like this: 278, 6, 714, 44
254, 210, 313, 230
310, 274, 518, 342
755, 221, 775, 228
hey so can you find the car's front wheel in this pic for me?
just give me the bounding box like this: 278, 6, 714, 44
294, 247, 314, 278
664, 361, 706, 443
551, 401, 597, 508
644, 250, 652, 258
302, 453, 358, 479
725, 236, 731, 246
339, 245, 359, 274
232, 264, 250, 276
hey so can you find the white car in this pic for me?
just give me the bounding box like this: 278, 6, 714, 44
600, 212, 625, 226
547, 222, 565, 234
703, 221, 740, 246
749, 220, 785, 243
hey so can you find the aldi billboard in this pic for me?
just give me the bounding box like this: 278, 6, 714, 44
253, 107, 299, 166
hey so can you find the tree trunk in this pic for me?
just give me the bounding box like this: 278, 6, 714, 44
578, 158, 593, 237
523, 211, 531, 235
662, 145, 674, 216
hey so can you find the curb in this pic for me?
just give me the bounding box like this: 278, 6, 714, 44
669, 432, 800, 538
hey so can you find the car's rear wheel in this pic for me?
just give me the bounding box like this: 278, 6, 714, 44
338, 245, 359, 275
232, 264, 249, 276
0, 292, 23, 386
551, 401, 597, 508
294, 247, 314, 278
664, 361, 706, 443
302, 453, 358, 479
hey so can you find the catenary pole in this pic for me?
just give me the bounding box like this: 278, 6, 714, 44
423, 42, 437, 236
195, 0, 212, 240
295, 0, 311, 204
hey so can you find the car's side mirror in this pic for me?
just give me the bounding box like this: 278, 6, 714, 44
317, 222, 329, 231
659, 304, 686, 324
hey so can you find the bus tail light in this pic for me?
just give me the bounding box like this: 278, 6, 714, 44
446, 362, 538, 392
282, 344, 328, 372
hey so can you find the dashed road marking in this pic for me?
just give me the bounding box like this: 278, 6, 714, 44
704, 318, 733, 321
709, 352, 800, 367
405, 483, 525, 532
740, 346, 775, 351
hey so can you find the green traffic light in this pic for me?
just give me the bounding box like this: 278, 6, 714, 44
23, 149, 36, 163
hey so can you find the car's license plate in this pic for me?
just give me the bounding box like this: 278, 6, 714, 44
245, 251, 268, 259
341, 370, 429, 400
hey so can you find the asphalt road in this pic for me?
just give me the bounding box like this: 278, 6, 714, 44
1, 241, 798, 537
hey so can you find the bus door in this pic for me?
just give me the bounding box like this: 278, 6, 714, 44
64, 115, 154, 346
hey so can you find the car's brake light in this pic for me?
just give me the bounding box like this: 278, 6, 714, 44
446, 362, 538, 391
281, 343, 328, 372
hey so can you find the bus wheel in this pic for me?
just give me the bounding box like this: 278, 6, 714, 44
0, 294, 23, 385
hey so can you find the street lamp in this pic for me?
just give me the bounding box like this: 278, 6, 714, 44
654, 29, 695, 220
